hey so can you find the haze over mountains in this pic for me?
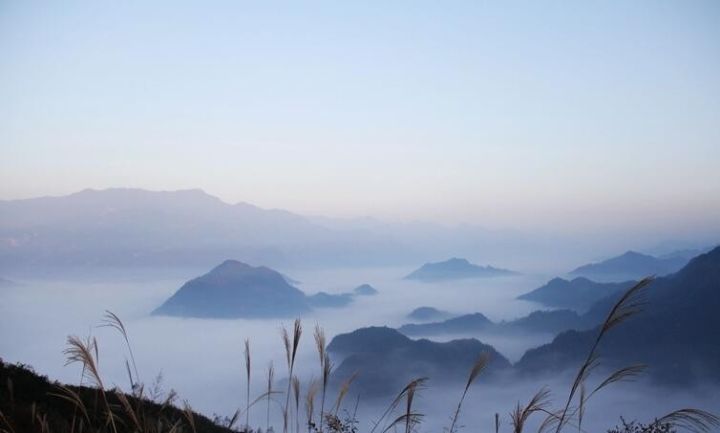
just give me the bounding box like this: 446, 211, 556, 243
398, 309, 594, 337
327, 246, 720, 396
518, 246, 720, 384
2, 188, 711, 276
517, 277, 636, 311
404, 258, 517, 281
0, 188, 522, 271
327, 327, 511, 397
568, 250, 698, 281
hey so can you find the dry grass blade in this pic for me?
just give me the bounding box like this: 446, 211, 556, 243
162, 389, 178, 411
227, 409, 241, 430
0, 409, 18, 433
370, 377, 428, 433
293, 376, 301, 433
267, 361, 275, 432
63, 335, 119, 433
602, 277, 653, 333
510, 387, 551, 433
448, 353, 491, 433
655, 409, 720, 433
182, 401, 197, 433
538, 409, 563, 433
291, 319, 303, 365
404, 378, 420, 433
245, 338, 252, 431
305, 379, 319, 432
64, 336, 104, 389
314, 325, 326, 368
114, 390, 141, 431
283, 319, 303, 433
167, 418, 183, 433
578, 384, 585, 433
588, 364, 646, 400
554, 277, 653, 433
314, 324, 328, 433
382, 413, 424, 433
282, 327, 292, 368
48, 386, 91, 425
100, 310, 140, 389
333, 372, 359, 415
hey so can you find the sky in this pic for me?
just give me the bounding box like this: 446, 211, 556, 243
1, 1, 719, 231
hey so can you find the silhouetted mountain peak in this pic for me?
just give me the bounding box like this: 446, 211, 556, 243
673, 245, 720, 278
327, 326, 411, 356
407, 306, 453, 321
517, 245, 720, 384
405, 257, 517, 281
353, 284, 379, 295
328, 326, 511, 397
153, 260, 310, 318
214, 259, 254, 271
517, 277, 635, 311
569, 249, 693, 281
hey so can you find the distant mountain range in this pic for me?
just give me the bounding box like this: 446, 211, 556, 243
0, 188, 550, 272
517, 246, 720, 384
568, 250, 699, 281
407, 306, 453, 322
398, 309, 596, 337
404, 258, 518, 281
153, 260, 377, 318
517, 277, 636, 311
332, 246, 720, 394
327, 327, 511, 397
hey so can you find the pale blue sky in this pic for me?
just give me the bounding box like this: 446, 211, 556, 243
1, 1, 719, 231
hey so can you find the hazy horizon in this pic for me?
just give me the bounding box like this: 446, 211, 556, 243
2, 1, 720, 233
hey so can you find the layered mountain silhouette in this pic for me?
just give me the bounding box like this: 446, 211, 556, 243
517, 277, 636, 311
568, 250, 691, 281
353, 284, 378, 296
407, 306, 453, 322
404, 258, 517, 281
517, 246, 720, 384
328, 327, 511, 397
153, 260, 377, 317
306, 292, 354, 308
0, 188, 546, 271
306, 284, 379, 308
398, 309, 595, 337
399, 313, 494, 335
153, 260, 312, 318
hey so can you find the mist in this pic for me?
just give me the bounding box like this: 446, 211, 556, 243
2, 264, 717, 432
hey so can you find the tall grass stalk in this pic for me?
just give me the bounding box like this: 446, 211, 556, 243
267, 361, 275, 432
304, 379, 319, 433
100, 310, 140, 392
63, 335, 118, 433
245, 339, 252, 432
448, 352, 490, 433
314, 325, 328, 433
282, 319, 302, 433
293, 376, 301, 433
553, 277, 652, 433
